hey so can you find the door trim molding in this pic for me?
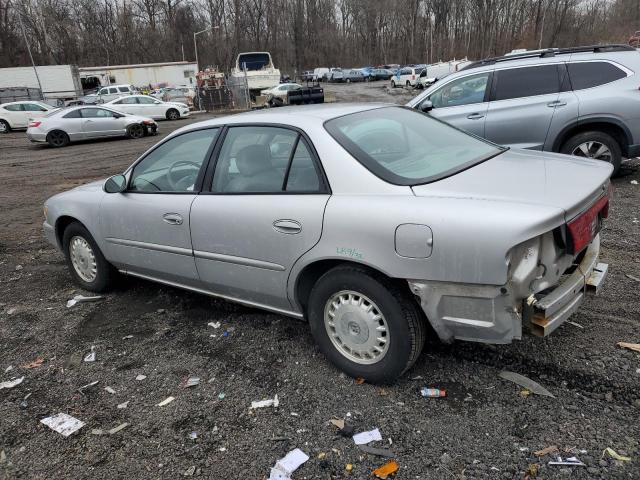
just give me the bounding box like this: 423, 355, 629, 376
105, 237, 192, 256
193, 250, 286, 272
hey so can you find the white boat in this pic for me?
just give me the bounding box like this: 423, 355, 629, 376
230, 52, 280, 92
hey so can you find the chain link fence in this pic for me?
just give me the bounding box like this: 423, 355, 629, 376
195, 75, 250, 112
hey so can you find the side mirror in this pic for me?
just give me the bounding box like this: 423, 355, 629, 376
104, 174, 127, 193
154, 101, 161, 104
420, 100, 433, 112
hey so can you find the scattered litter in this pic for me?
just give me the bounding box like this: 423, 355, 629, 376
22, 357, 44, 369
108, 423, 129, 435
15, 264, 23, 271
122, 335, 134, 340
534, 445, 558, 457
567, 321, 584, 329
330, 419, 345, 430
6, 308, 17, 315
184, 466, 196, 476
104, 386, 116, 394
353, 428, 382, 445
526, 464, 539, 477
20, 392, 31, 409
4, 366, 12, 373
377, 388, 389, 396
251, 394, 279, 409
0, 450, 5, 463
345, 464, 353, 472
372, 460, 399, 479
207, 321, 221, 329
358, 445, 395, 457
189, 431, 198, 440
78, 380, 99, 393
420, 387, 446, 398
499, 371, 555, 398
355, 377, 365, 385
625, 274, 640, 282
520, 389, 531, 397
0, 377, 24, 390
135, 374, 147, 381
317, 452, 326, 459
631, 180, 638, 185
290, 412, 299, 416
157, 396, 175, 407
40, 413, 85, 437
219, 447, 226, 452
181, 376, 200, 388
617, 342, 640, 353
66, 295, 103, 308
548, 456, 585, 466
603, 447, 631, 462
117, 401, 129, 409
269, 448, 309, 480
91, 429, 105, 435
84, 346, 96, 362
218, 392, 226, 400
410, 375, 423, 380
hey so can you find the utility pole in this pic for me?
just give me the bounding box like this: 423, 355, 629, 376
17, 11, 44, 99
194, 25, 219, 72
539, 1, 547, 50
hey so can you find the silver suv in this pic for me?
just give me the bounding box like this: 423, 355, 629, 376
407, 45, 640, 175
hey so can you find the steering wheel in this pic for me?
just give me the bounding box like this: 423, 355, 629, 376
167, 160, 201, 191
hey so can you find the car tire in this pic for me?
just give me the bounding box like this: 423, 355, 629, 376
166, 108, 180, 120
0, 119, 10, 133
390, 80, 396, 88
560, 131, 622, 176
127, 124, 145, 139
46, 130, 69, 147
307, 264, 426, 384
406, 81, 411, 87
62, 221, 117, 292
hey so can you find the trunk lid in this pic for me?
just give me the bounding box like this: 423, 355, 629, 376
411, 149, 612, 220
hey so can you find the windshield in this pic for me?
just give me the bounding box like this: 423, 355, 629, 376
237, 53, 271, 71
324, 106, 504, 185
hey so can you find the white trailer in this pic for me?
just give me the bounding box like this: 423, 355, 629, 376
79, 61, 198, 90
0, 65, 82, 100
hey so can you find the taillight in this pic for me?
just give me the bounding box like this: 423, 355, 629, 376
29, 121, 41, 128
567, 193, 609, 254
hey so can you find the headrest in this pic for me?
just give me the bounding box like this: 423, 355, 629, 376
236, 144, 272, 176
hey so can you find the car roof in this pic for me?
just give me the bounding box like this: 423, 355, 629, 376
0, 100, 47, 106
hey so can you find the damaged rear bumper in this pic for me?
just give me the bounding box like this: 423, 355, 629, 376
408, 235, 606, 344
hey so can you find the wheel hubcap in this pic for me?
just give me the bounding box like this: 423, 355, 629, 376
0, 122, 6, 132
572, 141, 612, 162
69, 236, 97, 282
324, 290, 389, 365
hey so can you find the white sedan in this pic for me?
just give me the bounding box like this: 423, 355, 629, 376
0, 101, 57, 133
260, 83, 302, 106
104, 95, 190, 121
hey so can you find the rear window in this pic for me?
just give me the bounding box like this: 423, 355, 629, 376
568, 62, 627, 90
324, 107, 504, 185
493, 65, 560, 101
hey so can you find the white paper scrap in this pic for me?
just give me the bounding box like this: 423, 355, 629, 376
273, 448, 309, 476
157, 396, 175, 407
208, 321, 221, 329
104, 386, 116, 394
0, 377, 24, 390
41, 413, 85, 437
66, 295, 103, 308
251, 394, 279, 409
353, 428, 382, 445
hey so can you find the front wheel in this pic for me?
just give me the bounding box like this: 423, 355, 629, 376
62, 221, 117, 292
307, 265, 426, 384
127, 123, 145, 139
0, 119, 10, 133
166, 108, 180, 120
560, 131, 622, 176
390, 80, 396, 88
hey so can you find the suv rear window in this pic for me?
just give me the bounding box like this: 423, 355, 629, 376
493, 65, 560, 101
568, 62, 626, 90
324, 106, 504, 185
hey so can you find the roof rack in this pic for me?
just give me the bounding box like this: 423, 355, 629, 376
460, 44, 636, 71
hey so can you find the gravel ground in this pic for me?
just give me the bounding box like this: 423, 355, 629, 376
1, 85, 639, 480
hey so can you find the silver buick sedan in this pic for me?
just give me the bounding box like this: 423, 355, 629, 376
27, 105, 158, 147
43, 104, 612, 382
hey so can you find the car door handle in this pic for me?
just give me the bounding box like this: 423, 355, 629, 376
466, 113, 484, 120
547, 100, 567, 107
162, 213, 183, 225
273, 219, 301, 234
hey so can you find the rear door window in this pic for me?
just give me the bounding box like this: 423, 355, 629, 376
493, 65, 560, 101
567, 62, 627, 90
118, 86, 130, 93
4, 104, 24, 111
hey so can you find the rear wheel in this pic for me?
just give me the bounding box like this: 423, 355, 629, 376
561, 131, 622, 176
406, 81, 411, 87
390, 80, 396, 88
166, 108, 180, 120
127, 123, 145, 139
0, 119, 10, 133
46, 130, 69, 147
307, 265, 426, 384
62, 221, 117, 292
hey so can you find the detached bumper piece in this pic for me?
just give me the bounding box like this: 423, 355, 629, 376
526, 235, 606, 337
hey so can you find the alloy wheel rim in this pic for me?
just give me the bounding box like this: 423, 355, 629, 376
324, 290, 389, 365
0, 122, 6, 133
69, 236, 97, 282
130, 125, 143, 138
51, 132, 65, 145
572, 141, 612, 162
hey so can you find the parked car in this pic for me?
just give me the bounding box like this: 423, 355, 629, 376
391, 67, 423, 88
343, 69, 366, 83
43, 104, 611, 382
325, 68, 343, 82
313, 68, 329, 81
260, 83, 303, 106
416, 69, 437, 89
300, 70, 314, 82
26, 105, 157, 147
0, 101, 57, 133
105, 95, 190, 120
370, 68, 395, 81
82, 84, 137, 104
407, 44, 640, 175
